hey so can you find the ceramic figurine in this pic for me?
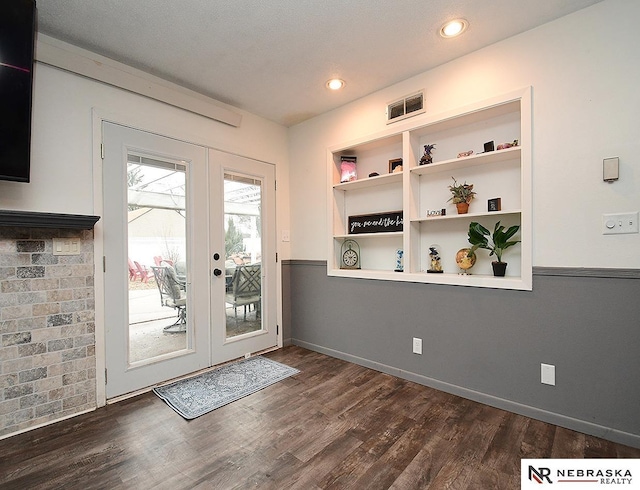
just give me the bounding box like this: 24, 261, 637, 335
419, 144, 436, 165
427, 245, 443, 273
497, 139, 519, 150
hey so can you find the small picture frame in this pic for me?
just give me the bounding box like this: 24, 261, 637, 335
389, 158, 403, 173
488, 197, 502, 212
340, 156, 357, 183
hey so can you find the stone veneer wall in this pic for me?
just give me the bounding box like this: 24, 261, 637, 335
0, 227, 96, 437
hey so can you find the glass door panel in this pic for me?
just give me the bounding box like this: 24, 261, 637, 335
127, 155, 187, 362
103, 122, 209, 399
224, 173, 263, 339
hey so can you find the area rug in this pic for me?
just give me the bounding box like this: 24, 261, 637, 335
153, 356, 299, 419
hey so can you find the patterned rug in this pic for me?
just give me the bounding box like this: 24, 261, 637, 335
153, 356, 299, 419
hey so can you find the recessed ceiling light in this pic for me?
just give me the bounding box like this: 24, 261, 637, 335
326, 78, 345, 90
440, 19, 468, 38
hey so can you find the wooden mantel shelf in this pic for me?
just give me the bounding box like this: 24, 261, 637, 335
0, 210, 100, 230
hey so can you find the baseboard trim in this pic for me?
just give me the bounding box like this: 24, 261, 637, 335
282, 337, 294, 347
292, 339, 640, 449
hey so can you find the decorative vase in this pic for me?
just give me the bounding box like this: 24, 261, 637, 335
395, 249, 404, 272
456, 202, 469, 214
492, 261, 507, 277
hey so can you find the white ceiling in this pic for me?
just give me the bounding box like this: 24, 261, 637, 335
36, 0, 603, 127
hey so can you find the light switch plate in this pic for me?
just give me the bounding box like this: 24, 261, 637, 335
52, 238, 81, 256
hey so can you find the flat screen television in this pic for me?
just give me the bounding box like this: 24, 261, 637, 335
0, 0, 36, 183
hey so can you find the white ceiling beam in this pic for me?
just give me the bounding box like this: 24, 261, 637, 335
35, 34, 242, 128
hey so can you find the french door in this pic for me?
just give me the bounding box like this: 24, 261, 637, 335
102, 124, 277, 399
209, 149, 277, 365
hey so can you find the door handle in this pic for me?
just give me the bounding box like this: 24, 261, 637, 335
213, 268, 223, 277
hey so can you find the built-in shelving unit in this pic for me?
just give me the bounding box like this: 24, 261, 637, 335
327, 87, 532, 290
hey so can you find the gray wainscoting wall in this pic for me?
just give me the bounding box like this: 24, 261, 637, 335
282, 260, 640, 448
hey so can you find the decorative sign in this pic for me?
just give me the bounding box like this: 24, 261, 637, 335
348, 211, 403, 234
426, 208, 447, 217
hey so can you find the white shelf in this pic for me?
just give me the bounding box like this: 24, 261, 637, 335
327, 88, 532, 291
410, 147, 520, 176
333, 232, 403, 239
333, 171, 402, 191
327, 268, 531, 290
411, 209, 521, 223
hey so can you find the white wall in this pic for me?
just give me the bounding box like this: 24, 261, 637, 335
0, 62, 291, 260
289, 0, 640, 268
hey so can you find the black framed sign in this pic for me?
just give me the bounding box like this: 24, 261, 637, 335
488, 197, 502, 212
348, 211, 403, 234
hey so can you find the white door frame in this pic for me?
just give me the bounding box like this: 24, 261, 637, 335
91, 108, 282, 406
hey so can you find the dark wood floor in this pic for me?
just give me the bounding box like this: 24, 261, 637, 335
1, 346, 639, 489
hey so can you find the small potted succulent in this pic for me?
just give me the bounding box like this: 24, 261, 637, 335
447, 177, 476, 214
467, 221, 520, 276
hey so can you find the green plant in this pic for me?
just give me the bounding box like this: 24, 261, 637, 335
467, 221, 520, 263
447, 177, 476, 204
225, 217, 244, 256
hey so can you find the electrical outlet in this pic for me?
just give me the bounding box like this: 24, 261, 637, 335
412, 337, 422, 355
541, 363, 555, 386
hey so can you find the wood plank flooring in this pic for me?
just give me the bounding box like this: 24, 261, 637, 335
1, 346, 639, 489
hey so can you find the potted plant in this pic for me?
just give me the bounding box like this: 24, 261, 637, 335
447, 177, 476, 214
467, 221, 520, 276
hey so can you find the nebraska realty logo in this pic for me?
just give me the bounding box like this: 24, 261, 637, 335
521, 459, 639, 488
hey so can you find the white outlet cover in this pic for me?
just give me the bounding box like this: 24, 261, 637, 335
412, 337, 422, 355
541, 363, 556, 386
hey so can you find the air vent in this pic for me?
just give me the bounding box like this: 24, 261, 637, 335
386, 90, 425, 124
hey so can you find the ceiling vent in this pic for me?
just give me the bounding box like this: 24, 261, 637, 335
386, 91, 425, 124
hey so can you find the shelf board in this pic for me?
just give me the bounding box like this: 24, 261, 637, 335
333, 171, 402, 191
333, 231, 403, 239
410, 147, 520, 176
328, 268, 406, 280
328, 267, 531, 290
411, 209, 521, 223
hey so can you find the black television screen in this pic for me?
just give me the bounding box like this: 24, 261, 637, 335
0, 0, 36, 182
